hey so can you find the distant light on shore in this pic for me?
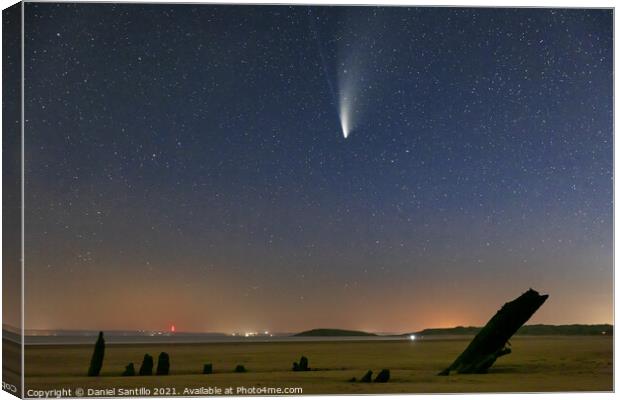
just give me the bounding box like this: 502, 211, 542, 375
409, 334, 416, 341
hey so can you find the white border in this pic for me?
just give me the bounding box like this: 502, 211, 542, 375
0, 2, 616, 400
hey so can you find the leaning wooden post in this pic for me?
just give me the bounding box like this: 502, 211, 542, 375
439, 288, 548, 375
87, 331, 105, 376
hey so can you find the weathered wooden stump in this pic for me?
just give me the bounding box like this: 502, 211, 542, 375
87, 331, 105, 377
156, 352, 170, 375
121, 363, 135, 376
299, 356, 309, 371
203, 363, 213, 374
360, 370, 373, 383
439, 288, 548, 375
374, 369, 390, 382
292, 356, 310, 371
138, 354, 153, 376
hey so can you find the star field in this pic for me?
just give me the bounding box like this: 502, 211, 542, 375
22, 4, 612, 333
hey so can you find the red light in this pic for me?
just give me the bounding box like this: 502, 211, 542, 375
171, 324, 176, 333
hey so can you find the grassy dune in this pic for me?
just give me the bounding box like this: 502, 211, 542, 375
23, 336, 612, 395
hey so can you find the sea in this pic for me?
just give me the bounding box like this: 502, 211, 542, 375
4, 330, 415, 346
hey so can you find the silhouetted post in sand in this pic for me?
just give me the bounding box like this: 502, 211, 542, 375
139, 354, 154, 375
156, 352, 170, 375
360, 370, 373, 382
299, 356, 309, 371
439, 288, 548, 375
375, 369, 390, 382
87, 331, 105, 376
293, 356, 310, 371
203, 363, 213, 374
122, 363, 135, 376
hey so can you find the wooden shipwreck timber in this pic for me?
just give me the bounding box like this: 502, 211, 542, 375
439, 288, 549, 375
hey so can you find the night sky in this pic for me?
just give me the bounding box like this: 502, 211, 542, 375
22, 4, 612, 333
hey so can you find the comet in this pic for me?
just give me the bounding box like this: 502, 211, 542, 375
339, 95, 352, 139
308, 9, 357, 140
337, 66, 358, 139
